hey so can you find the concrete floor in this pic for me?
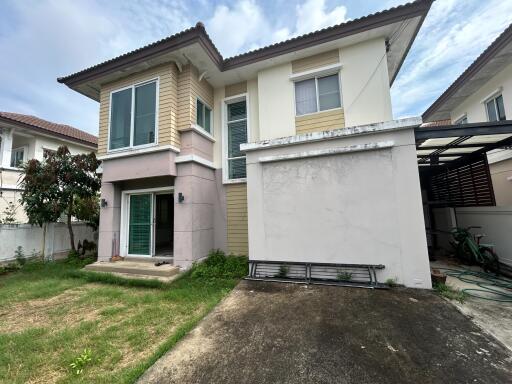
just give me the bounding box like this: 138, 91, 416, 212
138, 280, 512, 384
431, 260, 512, 351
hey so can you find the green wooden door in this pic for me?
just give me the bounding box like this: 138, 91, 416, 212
128, 194, 152, 255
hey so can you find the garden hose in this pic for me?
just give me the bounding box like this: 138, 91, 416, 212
436, 268, 512, 302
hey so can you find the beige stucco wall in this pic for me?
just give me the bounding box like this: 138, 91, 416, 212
257, 63, 296, 140
244, 120, 431, 288
490, 158, 512, 206
340, 38, 392, 127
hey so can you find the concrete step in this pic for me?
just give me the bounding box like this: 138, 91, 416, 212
84, 261, 179, 278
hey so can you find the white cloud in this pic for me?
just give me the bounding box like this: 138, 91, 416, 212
206, 0, 348, 57
391, 0, 512, 118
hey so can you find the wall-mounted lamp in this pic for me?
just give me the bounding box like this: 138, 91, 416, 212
178, 192, 185, 203
101, 198, 108, 208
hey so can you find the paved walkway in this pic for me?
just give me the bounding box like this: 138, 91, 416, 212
139, 280, 512, 384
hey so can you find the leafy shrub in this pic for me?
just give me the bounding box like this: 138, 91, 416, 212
433, 282, 468, 303
190, 250, 248, 279
15, 246, 26, 266
69, 349, 93, 375
276, 265, 289, 278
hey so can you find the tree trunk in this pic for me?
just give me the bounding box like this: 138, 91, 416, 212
41, 222, 47, 260
67, 199, 76, 252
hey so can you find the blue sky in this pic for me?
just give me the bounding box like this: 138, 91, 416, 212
0, 0, 511, 135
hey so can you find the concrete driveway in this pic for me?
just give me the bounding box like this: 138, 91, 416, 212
139, 281, 512, 384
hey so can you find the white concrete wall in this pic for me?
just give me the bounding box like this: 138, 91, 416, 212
0, 222, 96, 263
244, 120, 431, 288
340, 38, 393, 127
455, 206, 512, 267
450, 63, 512, 124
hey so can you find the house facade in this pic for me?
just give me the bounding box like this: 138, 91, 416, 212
59, 0, 434, 287
423, 24, 512, 206
0, 112, 98, 223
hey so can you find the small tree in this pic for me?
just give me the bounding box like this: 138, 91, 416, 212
20, 146, 101, 253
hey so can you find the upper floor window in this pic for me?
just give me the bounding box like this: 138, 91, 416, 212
486, 94, 506, 122
196, 98, 212, 133
295, 73, 341, 116
10, 147, 24, 168
109, 80, 157, 151
454, 115, 467, 125
225, 98, 247, 180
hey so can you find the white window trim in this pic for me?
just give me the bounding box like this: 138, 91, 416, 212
289, 63, 342, 81
195, 96, 213, 135
10, 146, 27, 168
119, 186, 174, 258
480, 86, 503, 104
454, 114, 467, 125
292, 72, 343, 117
222, 93, 250, 184
107, 77, 160, 153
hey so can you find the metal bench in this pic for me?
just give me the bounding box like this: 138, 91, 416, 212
247, 260, 386, 288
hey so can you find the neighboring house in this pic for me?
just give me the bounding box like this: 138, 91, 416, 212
59, 0, 434, 287
423, 23, 512, 206
0, 112, 98, 222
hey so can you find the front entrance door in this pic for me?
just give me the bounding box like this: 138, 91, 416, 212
128, 194, 153, 256
154, 193, 174, 256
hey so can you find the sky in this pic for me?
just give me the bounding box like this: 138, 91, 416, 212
0, 0, 511, 136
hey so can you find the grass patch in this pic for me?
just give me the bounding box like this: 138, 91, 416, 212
433, 282, 468, 303
66, 270, 165, 289
0, 251, 247, 383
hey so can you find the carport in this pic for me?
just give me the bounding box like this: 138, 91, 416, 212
415, 120, 512, 265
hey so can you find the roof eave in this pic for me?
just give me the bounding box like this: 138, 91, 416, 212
423, 23, 512, 122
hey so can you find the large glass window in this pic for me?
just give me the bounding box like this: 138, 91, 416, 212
196, 98, 212, 133
486, 94, 506, 122
10, 147, 24, 168
295, 74, 341, 116
226, 100, 247, 180
109, 80, 157, 150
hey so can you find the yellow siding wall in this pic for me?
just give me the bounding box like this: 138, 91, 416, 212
177, 64, 214, 132
226, 183, 248, 255
295, 108, 345, 134
291, 49, 340, 73
225, 82, 247, 97
98, 63, 178, 155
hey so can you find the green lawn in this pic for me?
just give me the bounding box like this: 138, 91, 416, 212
0, 256, 244, 383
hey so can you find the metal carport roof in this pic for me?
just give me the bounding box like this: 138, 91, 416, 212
414, 120, 512, 207
415, 120, 512, 167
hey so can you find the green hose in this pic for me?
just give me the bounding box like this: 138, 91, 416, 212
435, 268, 512, 302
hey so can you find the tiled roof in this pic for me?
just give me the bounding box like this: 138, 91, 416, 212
59, 0, 433, 85
420, 119, 452, 127
0, 112, 98, 147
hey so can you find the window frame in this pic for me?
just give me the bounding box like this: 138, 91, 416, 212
454, 114, 468, 125
293, 72, 342, 117
222, 93, 250, 184
10, 146, 26, 168
107, 77, 159, 153
485, 93, 506, 122
195, 96, 213, 134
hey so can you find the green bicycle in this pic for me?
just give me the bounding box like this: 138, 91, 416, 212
450, 226, 500, 274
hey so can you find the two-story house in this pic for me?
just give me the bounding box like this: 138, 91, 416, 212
423, 23, 512, 206
0, 112, 98, 223
59, 0, 434, 288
